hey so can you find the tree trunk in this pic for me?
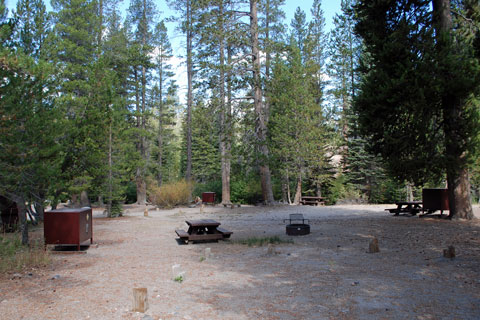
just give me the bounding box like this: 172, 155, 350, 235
80, 190, 90, 207
133, 67, 145, 205
250, 0, 274, 204
286, 168, 292, 204
219, 2, 231, 205
136, 168, 147, 205
157, 62, 164, 186
293, 174, 302, 205
185, 0, 193, 183
432, 0, 474, 219
316, 182, 322, 198
281, 178, 287, 203
33, 202, 44, 221
263, 0, 271, 124
406, 182, 413, 202
9, 194, 28, 245
134, 0, 149, 206
138, 65, 147, 205
107, 121, 113, 217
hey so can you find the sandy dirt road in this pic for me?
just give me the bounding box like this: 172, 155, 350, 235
1, 204, 479, 319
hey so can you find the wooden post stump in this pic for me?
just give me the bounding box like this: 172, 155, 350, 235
368, 237, 380, 253
132, 287, 148, 312
443, 246, 455, 259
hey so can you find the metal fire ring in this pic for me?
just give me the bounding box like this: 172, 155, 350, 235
286, 223, 310, 236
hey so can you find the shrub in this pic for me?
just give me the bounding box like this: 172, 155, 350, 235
109, 200, 123, 217
125, 181, 137, 204
149, 180, 193, 208
231, 179, 263, 204
0, 234, 51, 273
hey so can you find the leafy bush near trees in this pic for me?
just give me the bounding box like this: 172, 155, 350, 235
149, 180, 193, 208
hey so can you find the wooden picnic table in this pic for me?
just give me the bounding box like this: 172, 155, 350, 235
300, 196, 325, 206
175, 219, 232, 244
385, 201, 423, 216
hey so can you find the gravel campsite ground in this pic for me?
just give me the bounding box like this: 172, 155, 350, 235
1, 204, 480, 320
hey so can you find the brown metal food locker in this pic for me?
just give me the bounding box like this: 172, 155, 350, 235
44, 207, 93, 250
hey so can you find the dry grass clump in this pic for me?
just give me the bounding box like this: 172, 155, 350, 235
149, 180, 193, 208
234, 236, 293, 247
0, 234, 51, 273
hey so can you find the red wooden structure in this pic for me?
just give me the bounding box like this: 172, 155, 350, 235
422, 188, 449, 213
44, 207, 93, 250
201, 192, 216, 204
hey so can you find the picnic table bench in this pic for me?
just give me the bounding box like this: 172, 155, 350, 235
175, 219, 232, 244
385, 201, 423, 216
300, 196, 325, 206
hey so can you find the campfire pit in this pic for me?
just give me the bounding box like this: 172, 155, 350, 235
284, 213, 310, 236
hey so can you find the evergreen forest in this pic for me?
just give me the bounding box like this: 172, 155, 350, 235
1, 0, 480, 243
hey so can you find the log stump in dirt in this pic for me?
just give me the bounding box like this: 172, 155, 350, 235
368, 237, 380, 253
132, 287, 148, 313
443, 246, 455, 259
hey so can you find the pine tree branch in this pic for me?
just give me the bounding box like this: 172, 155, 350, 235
451, 9, 474, 25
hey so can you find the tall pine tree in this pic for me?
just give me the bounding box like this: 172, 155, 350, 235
354, 0, 480, 219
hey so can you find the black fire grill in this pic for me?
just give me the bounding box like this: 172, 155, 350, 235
284, 214, 310, 236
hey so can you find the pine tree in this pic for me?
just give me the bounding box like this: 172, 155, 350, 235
259, 0, 285, 124
305, 0, 327, 106
1, 5, 61, 243
269, 41, 328, 204
328, 0, 377, 201
167, 0, 194, 184
259, 0, 285, 81
152, 19, 174, 186
13, 0, 51, 59
354, 0, 480, 219
51, 0, 105, 206
127, 0, 156, 204
191, 98, 221, 184
194, 0, 236, 204
290, 7, 307, 58
328, 0, 360, 142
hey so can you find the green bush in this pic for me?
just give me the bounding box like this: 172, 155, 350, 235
110, 200, 123, 217
231, 179, 262, 204
324, 175, 346, 204
125, 181, 137, 204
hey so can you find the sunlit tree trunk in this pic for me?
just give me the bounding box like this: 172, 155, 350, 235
185, 0, 193, 183
250, 0, 274, 204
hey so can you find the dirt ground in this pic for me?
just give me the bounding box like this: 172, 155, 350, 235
1, 204, 480, 320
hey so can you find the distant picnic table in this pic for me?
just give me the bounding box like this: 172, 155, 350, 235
385, 201, 423, 216
300, 196, 325, 206
175, 219, 232, 244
